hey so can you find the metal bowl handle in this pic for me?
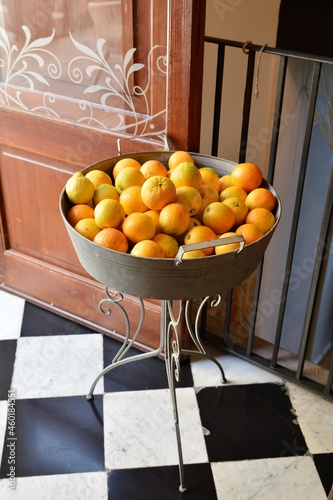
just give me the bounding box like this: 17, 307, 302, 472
174, 235, 245, 266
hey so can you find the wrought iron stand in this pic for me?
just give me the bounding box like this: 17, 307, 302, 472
86, 287, 227, 493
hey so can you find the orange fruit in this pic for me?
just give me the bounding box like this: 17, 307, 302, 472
74, 218, 101, 240
159, 203, 190, 237
221, 197, 248, 226
115, 166, 145, 194
235, 223, 264, 245
85, 169, 112, 189
177, 217, 201, 246
245, 207, 275, 234
182, 249, 206, 259
140, 160, 168, 179
112, 158, 141, 179
93, 228, 128, 253
219, 174, 233, 192
230, 163, 263, 192
152, 233, 179, 258
220, 186, 247, 202
197, 184, 220, 216
122, 212, 156, 243
215, 232, 241, 255
119, 186, 148, 215
130, 240, 165, 258
67, 204, 95, 227
199, 167, 221, 192
94, 199, 125, 229
168, 151, 194, 170
141, 175, 176, 210
169, 162, 202, 189
66, 172, 95, 204
202, 202, 235, 234
145, 209, 162, 233
93, 184, 119, 206
245, 188, 276, 211
184, 225, 217, 256
175, 186, 202, 215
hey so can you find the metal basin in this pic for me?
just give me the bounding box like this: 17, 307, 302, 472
59, 152, 281, 300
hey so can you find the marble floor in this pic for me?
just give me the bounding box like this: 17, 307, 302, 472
0, 289, 332, 499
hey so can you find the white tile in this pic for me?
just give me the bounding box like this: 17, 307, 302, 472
104, 387, 208, 469
0, 472, 107, 500
0, 291, 25, 340
286, 382, 333, 453
212, 456, 327, 500
190, 349, 283, 387
10, 334, 104, 399
0, 401, 7, 465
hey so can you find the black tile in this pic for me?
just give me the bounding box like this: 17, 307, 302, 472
196, 383, 308, 462
107, 463, 217, 500
0, 340, 17, 400
103, 336, 193, 393
313, 453, 333, 495
0, 395, 104, 478
21, 302, 95, 337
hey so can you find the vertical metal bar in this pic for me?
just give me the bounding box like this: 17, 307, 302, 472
271, 61, 322, 368
247, 56, 288, 356
211, 43, 225, 157
267, 56, 288, 183
239, 49, 255, 163
325, 354, 333, 395
223, 289, 233, 343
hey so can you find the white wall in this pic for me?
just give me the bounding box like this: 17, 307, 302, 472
201, 0, 281, 173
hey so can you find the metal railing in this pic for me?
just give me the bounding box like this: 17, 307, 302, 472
203, 37, 333, 400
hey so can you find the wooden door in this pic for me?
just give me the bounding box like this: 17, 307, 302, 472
0, 0, 206, 350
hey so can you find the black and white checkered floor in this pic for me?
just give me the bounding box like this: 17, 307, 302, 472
0, 289, 332, 499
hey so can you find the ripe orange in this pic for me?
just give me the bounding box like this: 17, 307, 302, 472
93, 228, 128, 253
152, 233, 179, 258
168, 151, 194, 170
74, 218, 101, 240
221, 197, 248, 226
199, 167, 221, 192
115, 166, 145, 194
245, 188, 276, 211
215, 232, 241, 255
140, 160, 168, 179
169, 162, 202, 189
122, 212, 156, 243
112, 157, 141, 179
230, 163, 263, 192
197, 184, 220, 216
66, 172, 95, 204
184, 225, 217, 256
182, 249, 206, 259
145, 210, 162, 233
67, 204, 95, 227
93, 184, 119, 206
85, 169, 112, 188
177, 217, 201, 245
94, 199, 125, 229
141, 175, 176, 210
175, 186, 202, 215
159, 203, 191, 237
235, 223, 263, 245
119, 185, 148, 215
245, 207, 275, 234
203, 202, 235, 234
220, 186, 247, 202
130, 240, 165, 258
219, 174, 233, 192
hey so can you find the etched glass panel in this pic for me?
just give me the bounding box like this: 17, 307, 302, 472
0, 0, 168, 141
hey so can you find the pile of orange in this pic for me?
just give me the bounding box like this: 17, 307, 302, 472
65, 151, 277, 259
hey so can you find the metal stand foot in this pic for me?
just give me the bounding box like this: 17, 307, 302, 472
87, 288, 227, 493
